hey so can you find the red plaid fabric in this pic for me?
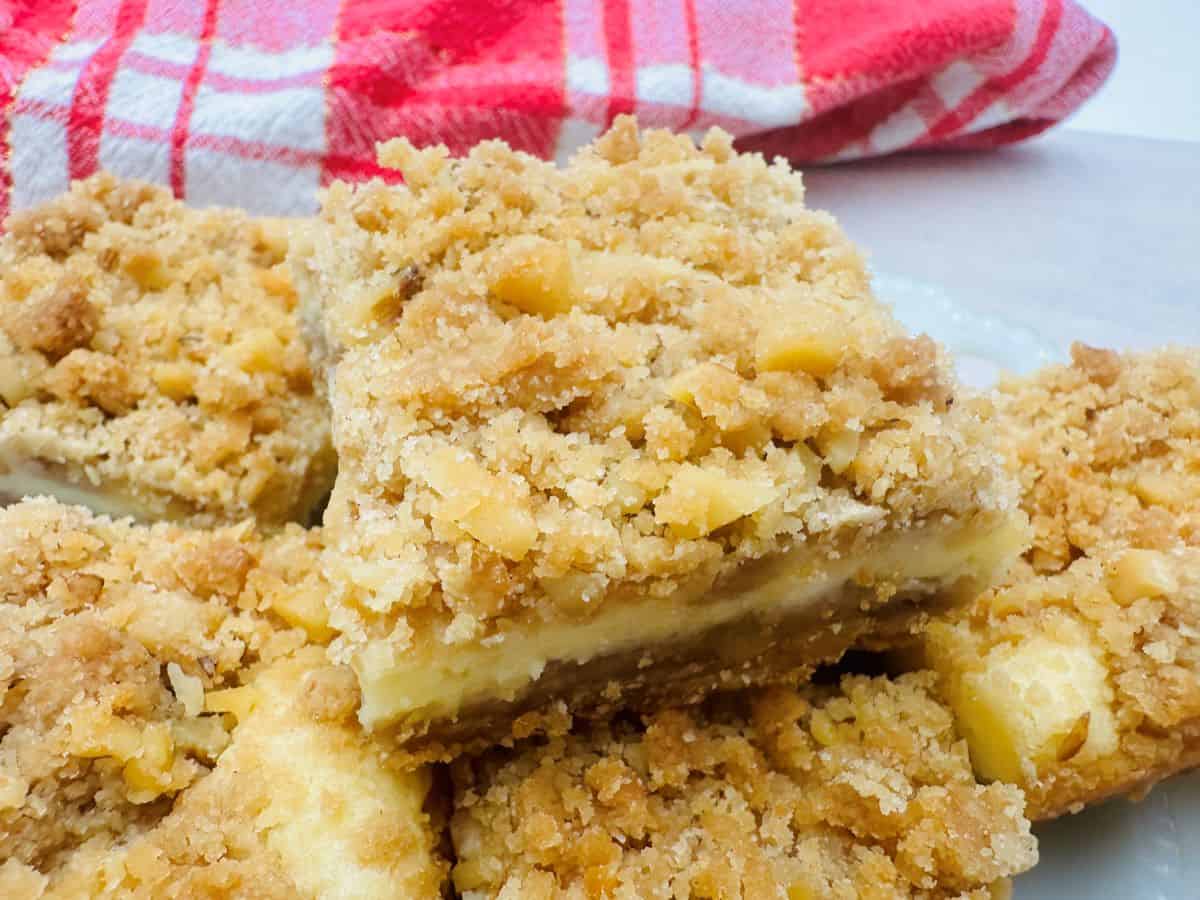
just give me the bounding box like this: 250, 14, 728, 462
0, 0, 1115, 219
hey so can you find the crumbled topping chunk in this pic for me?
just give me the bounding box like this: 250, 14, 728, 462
451, 674, 1037, 898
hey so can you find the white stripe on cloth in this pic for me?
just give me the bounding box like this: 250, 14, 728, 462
189, 83, 328, 152
698, 67, 808, 129
208, 42, 335, 82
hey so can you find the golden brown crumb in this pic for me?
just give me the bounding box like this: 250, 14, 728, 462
450, 673, 1037, 899
926, 347, 1200, 818
995, 343, 1200, 571
295, 117, 1018, 746
0, 499, 446, 898
0, 174, 334, 527
5, 278, 98, 361
0, 499, 305, 875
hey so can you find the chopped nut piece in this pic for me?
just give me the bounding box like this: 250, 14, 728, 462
151, 361, 195, 401
489, 235, 575, 316
122, 723, 176, 801
1106, 548, 1178, 604
166, 662, 205, 717
1132, 470, 1179, 506
817, 426, 861, 475
654, 463, 777, 538
227, 327, 286, 375
205, 685, 262, 723
122, 249, 171, 291
754, 301, 849, 377
425, 447, 538, 560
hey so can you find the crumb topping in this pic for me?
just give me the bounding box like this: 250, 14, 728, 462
0, 499, 307, 878
0, 174, 334, 526
450, 673, 1037, 899
995, 343, 1200, 571
928, 348, 1200, 818
298, 117, 1012, 657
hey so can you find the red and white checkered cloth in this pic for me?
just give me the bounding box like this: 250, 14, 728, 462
0, 0, 1115, 219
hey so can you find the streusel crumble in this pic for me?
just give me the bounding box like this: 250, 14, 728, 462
295, 117, 1024, 756
450, 673, 1037, 899
0, 175, 334, 526
0, 499, 445, 898
926, 346, 1200, 818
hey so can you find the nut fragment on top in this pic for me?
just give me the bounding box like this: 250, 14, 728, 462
0, 174, 335, 526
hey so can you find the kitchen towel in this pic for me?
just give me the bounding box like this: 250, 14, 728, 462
0, 0, 1116, 218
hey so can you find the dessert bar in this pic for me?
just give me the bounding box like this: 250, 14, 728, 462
296, 118, 1025, 757
0, 175, 334, 526
926, 346, 1200, 818
0, 500, 445, 898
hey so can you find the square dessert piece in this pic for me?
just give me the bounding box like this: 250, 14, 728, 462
297, 117, 1025, 757
0, 500, 446, 899
0, 174, 335, 527
926, 346, 1200, 818
450, 673, 1038, 899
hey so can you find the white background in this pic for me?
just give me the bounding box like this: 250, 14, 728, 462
1065, 0, 1200, 142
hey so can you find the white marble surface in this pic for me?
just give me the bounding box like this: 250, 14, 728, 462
804, 129, 1199, 347
807, 128, 1198, 898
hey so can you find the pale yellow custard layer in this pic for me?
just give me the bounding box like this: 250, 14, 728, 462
0, 454, 188, 522
356, 514, 1026, 734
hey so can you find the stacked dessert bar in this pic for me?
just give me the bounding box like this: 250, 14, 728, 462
2, 119, 1197, 899
296, 118, 1024, 760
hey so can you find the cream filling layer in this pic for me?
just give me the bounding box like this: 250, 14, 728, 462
355, 514, 1027, 729
0, 462, 157, 521
238, 652, 441, 898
